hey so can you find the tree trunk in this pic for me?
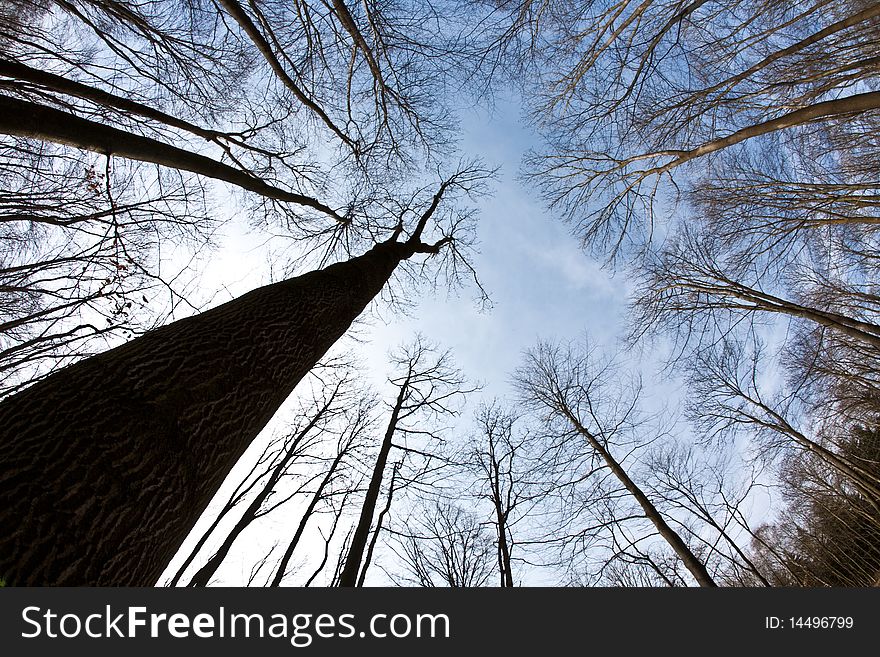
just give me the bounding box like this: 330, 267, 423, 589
488, 455, 514, 587
0, 238, 411, 585
563, 410, 718, 587
0, 95, 344, 221
653, 91, 880, 176
213, 0, 354, 150
357, 462, 400, 587
337, 379, 408, 586
0, 58, 223, 143
494, 506, 514, 587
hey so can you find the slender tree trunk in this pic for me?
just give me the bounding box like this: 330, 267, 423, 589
494, 505, 514, 587
337, 379, 409, 586
653, 91, 880, 176
0, 95, 345, 221
357, 462, 400, 587
269, 446, 348, 586
304, 492, 349, 587
186, 401, 332, 586
706, 279, 880, 349
213, 0, 355, 150
563, 410, 718, 587
0, 59, 223, 143
673, 4, 880, 113
0, 238, 412, 585
488, 454, 514, 586
167, 458, 266, 587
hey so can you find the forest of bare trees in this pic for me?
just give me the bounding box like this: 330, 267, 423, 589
1, 0, 878, 587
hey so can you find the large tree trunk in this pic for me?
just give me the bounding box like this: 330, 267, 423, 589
0, 238, 411, 585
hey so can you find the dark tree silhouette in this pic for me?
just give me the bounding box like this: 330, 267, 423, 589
466, 402, 535, 587
181, 368, 363, 586
0, 164, 489, 586
514, 339, 718, 587
267, 397, 374, 587
743, 425, 880, 586
337, 337, 471, 586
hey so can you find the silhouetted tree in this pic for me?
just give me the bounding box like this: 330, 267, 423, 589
181, 367, 365, 586
388, 501, 496, 587
338, 336, 472, 586
514, 339, 717, 587
0, 163, 490, 586
268, 395, 375, 586
466, 402, 534, 586
743, 425, 880, 586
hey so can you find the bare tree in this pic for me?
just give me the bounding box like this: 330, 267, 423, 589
466, 402, 536, 586
476, 1, 880, 257
0, 136, 218, 397
0, 161, 491, 586
180, 367, 362, 586
629, 217, 880, 500
356, 460, 402, 587
0, 0, 502, 586
337, 336, 472, 586
685, 336, 880, 501
514, 339, 717, 587
481, 3, 880, 474
744, 424, 880, 586
1, 0, 495, 383
632, 227, 880, 352
304, 488, 356, 587
387, 501, 496, 587
268, 394, 375, 586
644, 440, 773, 586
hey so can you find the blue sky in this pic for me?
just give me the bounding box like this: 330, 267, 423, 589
362, 94, 626, 395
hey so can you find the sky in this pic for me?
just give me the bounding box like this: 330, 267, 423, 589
362, 96, 627, 396
191, 91, 628, 393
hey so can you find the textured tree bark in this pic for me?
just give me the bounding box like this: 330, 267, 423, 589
0, 238, 411, 585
